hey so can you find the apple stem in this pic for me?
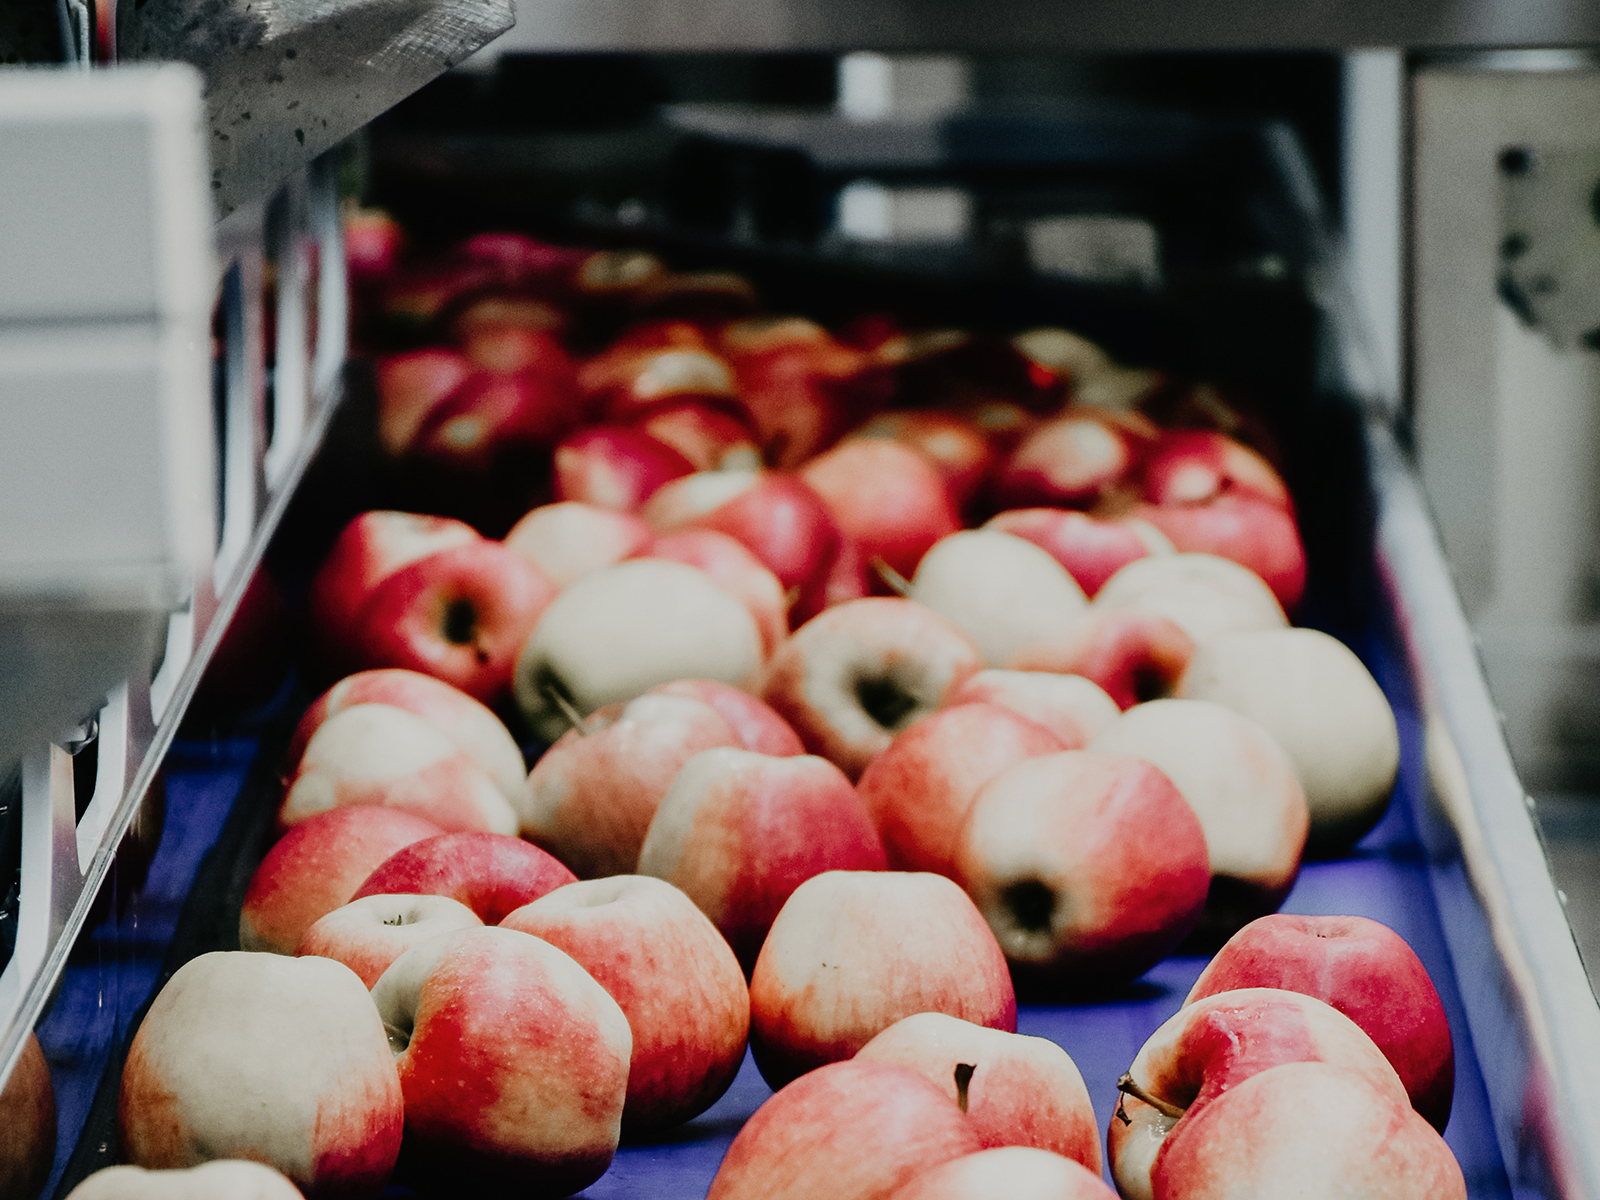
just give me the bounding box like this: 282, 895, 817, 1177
544, 686, 591, 737
1116, 1072, 1185, 1120
954, 1063, 975, 1113
783, 585, 802, 612
871, 556, 912, 597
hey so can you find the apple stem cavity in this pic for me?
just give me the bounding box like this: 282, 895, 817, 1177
443, 598, 478, 646
543, 685, 592, 737
1000, 878, 1056, 935
383, 1020, 413, 1058
1116, 1072, 1185, 1120
954, 1062, 975, 1113
871, 556, 912, 598
854, 674, 919, 731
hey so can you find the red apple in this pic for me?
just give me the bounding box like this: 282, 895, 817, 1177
521, 693, 742, 878
296, 893, 483, 988
351, 831, 577, 923
370, 927, 631, 1194
637, 747, 887, 970
344, 207, 406, 288
502, 875, 750, 1133
579, 342, 740, 426
406, 367, 581, 472
351, 541, 558, 704
800, 440, 961, 582
1093, 553, 1287, 645
278, 705, 519, 836
1139, 429, 1291, 511
984, 508, 1173, 598
552, 425, 696, 512
0, 1033, 54, 1200
846, 410, 998, 509
748, 870, 1016, 1088
991, 413, 1139, 510
945, 669, 1120, 747
450, 293, 566, 342
513, 559, 764, 745
706, 1059, 982, 1200
1185, 914, 1454, 1131
118, 952, 403, 1196
1009, 610, 1195, 710
634, 400, 763, 472
375, 349, 474, 458
761, 598, 985, 780
856, 1012, 1100, 1171
240, 805, 444, 955
887, 1147, 1117, 1200
640, 530, 790, 659
857, 703, 1065, 876
646, 678, 804, 757
504, 501, 653, 588
954, 751, 1211, 987
285, 669, 528, 812
1133, 495, 1307, 613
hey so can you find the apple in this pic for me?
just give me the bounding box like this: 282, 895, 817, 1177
0, 1033, 54, 1200
520, 693, 742, 878
856, 702, 1064, 876
503, 501, 653, 588
1090, 699, 1309, 939
748, 870, 1016, 1088
856, 1012, 1099, 1171
634, 401, 763, 472
118, 952, 403, 1195
513, 559, 763, 745
846, 410, 998, 509
954, 751, 1211, 988
1092, 553, 1286, 645
551, 425, 695, 512
908, 531, 1089, 668
1011, 327, 1113, 389
374, 350, 474, 459
629, 269, 760, 321
1008, 610, 1195, 710
351, 540, 558, 704
761, 598, 986, 780
64, 1161, 304, 1200
799, 439, 961, 582
402, 367, 581, 474
886, 1147, 1117, 1200
991, 413, 1139, 510
450, 294, 566, 343
1138, 429, 1291, 511
646, 678, 804, 757
640, 468, 843, 623
1178, 628, 1399, 853
579, 342, 740, 426
945, 669, 1120, 746
458, 323, 571, 377
1108, 989, 1462, 1200
502, 875, 750, 1133
284, 669, 529, 812
705, 1059, 982, 1200
573, 247, 667, 302
1133, 496, 1307, 613
240, 805, 444, 955
278, 704, 519, 836
983, 508, 1173, 598
370, 927, 631, 1194
296, 893, 483, 988
350, 831, 577, 923
307, 511, 480, 666
639, 530, 790, 658
344, 206, 406, 288
637, 747, 887, 971
1185, 913, 1454, 1131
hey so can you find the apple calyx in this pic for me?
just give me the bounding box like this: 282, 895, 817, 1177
1002, 878, 1057, 938
441, 597, 491, 665
954, 1062, 975, 1113
872, 556, 912, 598
1115, 1072, 1185, 1122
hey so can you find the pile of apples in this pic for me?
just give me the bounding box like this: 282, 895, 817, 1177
72, 219, 1468, 1199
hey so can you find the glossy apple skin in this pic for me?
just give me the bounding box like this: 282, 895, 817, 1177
240, 806, 444, 955
1010, 610, 1195, 711
647, 679, 804, 757
857, 703, 1064, 876
705, 1059, 982, 1200
64, 1160, 305, 1200
856, 1012, 1099, 1171
761, 598, 985, 780
406, 362, 580, 472
307, 511, 480, 667
278, 705, 519, 836
1092, 553, 1286, 646
503, 501, 653, 588
984, 508, 1172, 598
503, 876, 750, 1134
991, 413, 1137, 509
800, 439, 962, 582
352, 541, 558, 705
0, 1033, 55, 1200
351, 831, 577, 924
1138, 429, 1292, 511
375, 350, 475, 459
520, 694, 742, 878
635, 401, 762, 472
118, 953, 403, 1198
638, 748, 887, 971
285, 670, 528, 810
370, 927, 630, 1197
945, 669, 1120, 747
887, 1147, 1117, 1200
847, 410, 998, 510
296, 893, 484, 988
1185, 914, 1454, 1131
552, 425, 696, 512
1133, 495, 1307, 613
955, 751, 1211, 989
641, 531, 790, 659
748, 870, 1016, 1089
